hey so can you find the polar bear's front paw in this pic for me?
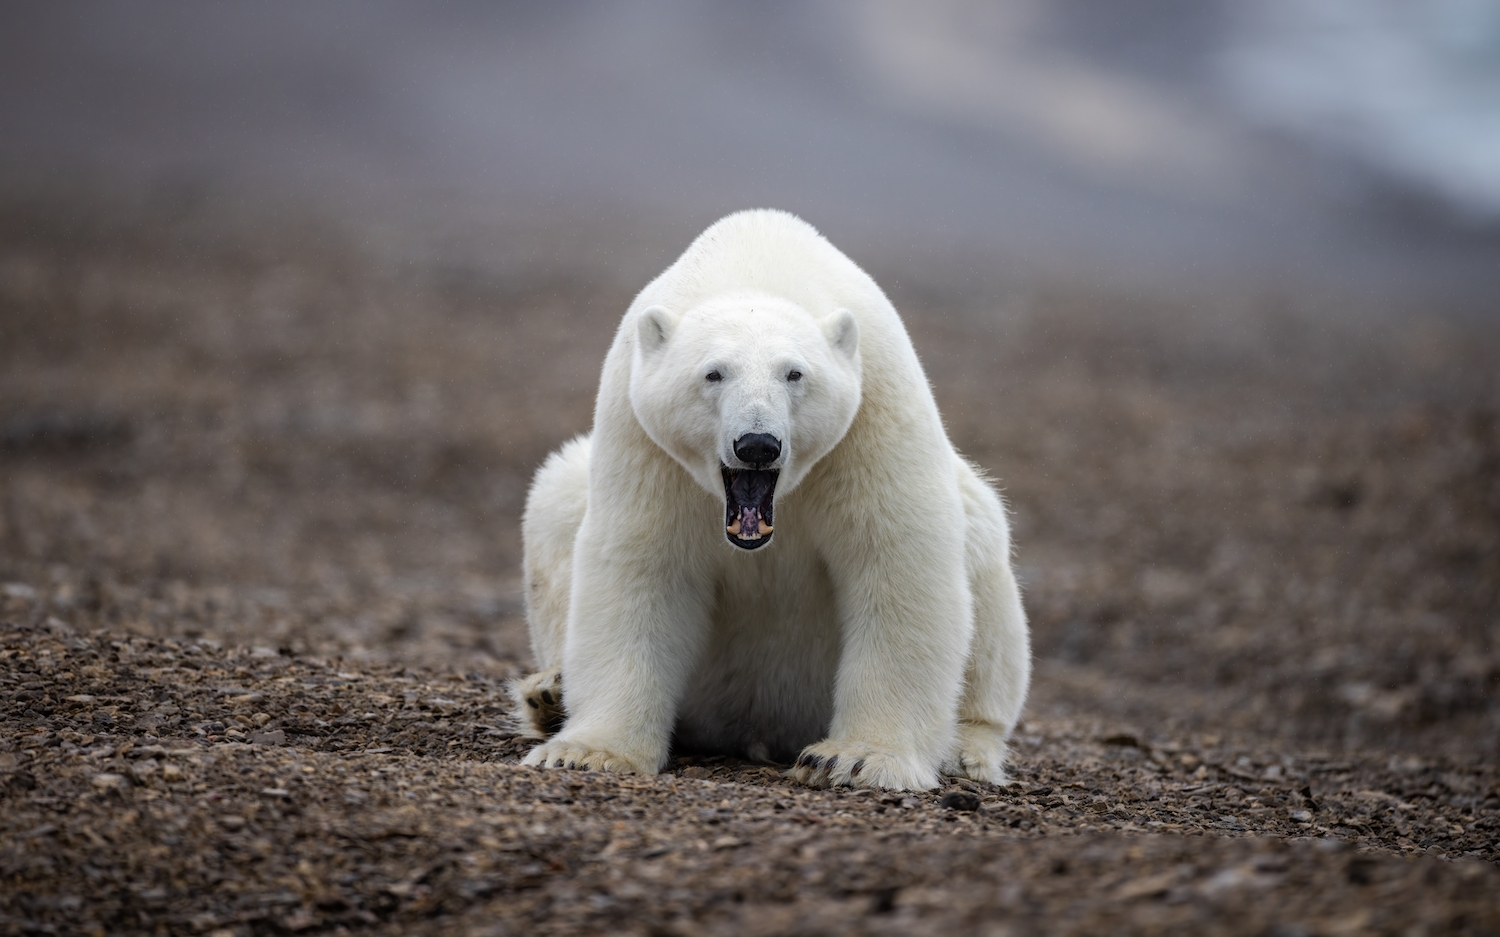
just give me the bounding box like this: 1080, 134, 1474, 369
508, 668, 566, 739
786, 739, 939, 791
521, 737, 652, 775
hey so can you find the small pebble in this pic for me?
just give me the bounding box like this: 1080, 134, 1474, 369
940, 790, 981, 812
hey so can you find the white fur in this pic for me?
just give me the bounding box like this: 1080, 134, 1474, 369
518, 210, 1030, 790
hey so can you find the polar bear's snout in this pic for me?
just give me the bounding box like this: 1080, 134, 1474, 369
732, 432, 781, 467
722, 466, 778, 549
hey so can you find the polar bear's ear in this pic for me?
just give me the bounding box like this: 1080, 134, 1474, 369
823, 308, 859, 360
636, 305, 678, 354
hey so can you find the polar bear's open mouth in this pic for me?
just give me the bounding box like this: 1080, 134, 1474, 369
722, 466, 778, 550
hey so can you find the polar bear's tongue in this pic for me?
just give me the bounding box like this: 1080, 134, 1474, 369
722, 467, 778, 550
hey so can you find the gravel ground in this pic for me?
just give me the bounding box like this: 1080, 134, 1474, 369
1, 197, 1498, 934
3, 623, 1496, 936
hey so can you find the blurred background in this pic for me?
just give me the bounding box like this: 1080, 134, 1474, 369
1, 2, 1496, 759
4, 1, 1500, 295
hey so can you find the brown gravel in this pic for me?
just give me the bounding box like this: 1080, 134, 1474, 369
3, 623, 1497, 936
1, 196, 1498, 934
2, 620, 1500, 935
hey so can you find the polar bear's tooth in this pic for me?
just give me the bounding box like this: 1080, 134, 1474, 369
726, 519, 742, 535
758, 520, 773, 535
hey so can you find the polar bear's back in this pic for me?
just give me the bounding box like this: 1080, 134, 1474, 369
635, 210, 888, 331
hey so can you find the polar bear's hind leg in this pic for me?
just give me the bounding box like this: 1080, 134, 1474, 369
944, 459, 1032, 785
510, 435, 591, 739
509, 668, 567, 739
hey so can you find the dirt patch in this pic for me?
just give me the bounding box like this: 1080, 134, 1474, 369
1, 197, 1498, 934
3, 624, 1497, 935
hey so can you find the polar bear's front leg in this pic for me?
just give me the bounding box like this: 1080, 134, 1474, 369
787, 526, 974, 791
521, 533, 711, 776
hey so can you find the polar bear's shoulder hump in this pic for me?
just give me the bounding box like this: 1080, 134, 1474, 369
638, 210, 884, 320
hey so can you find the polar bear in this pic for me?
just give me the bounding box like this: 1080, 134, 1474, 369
511, 209, 1029, 790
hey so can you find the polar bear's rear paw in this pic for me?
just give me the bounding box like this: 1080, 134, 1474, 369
521, 737, 653, 775
786, 739, 939, 791
940, 723, 1012, 786
508, 668, 567, 739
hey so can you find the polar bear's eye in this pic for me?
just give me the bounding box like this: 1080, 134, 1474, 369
705, 370, 723, 382
787, 370, 803, 382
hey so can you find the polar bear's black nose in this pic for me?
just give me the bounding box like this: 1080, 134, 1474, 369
734, 433, 781, 467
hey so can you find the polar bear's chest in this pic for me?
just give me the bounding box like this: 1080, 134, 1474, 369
673, 539, 843, 762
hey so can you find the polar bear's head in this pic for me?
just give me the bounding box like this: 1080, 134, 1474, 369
629, 292, 861, 550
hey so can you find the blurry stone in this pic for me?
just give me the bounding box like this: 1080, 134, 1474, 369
91, 773, 128, 792
940, 791, 981, 812
1113, 870, 1179, 900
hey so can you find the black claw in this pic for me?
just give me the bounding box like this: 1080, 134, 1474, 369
797, 753, 814, 768
810, 755, 825, 769
540, 690, 555, 705
526, 698, 539, 709
566, 760, 577, 769
825, 755, 838, 771
851, 760, 865, 776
